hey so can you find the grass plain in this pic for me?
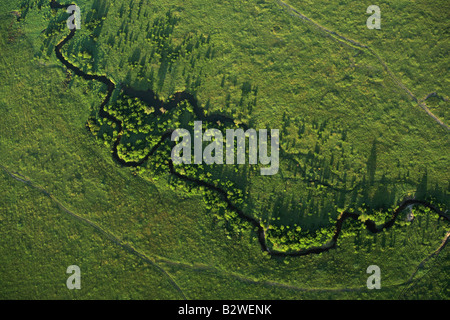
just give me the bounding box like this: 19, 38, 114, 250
0, 0, 448, 299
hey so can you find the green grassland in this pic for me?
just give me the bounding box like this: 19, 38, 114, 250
285, 0, 449, 101
0, 0, 449, 299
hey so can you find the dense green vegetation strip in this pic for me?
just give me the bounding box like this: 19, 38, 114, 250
49, 0, 450, 258
277, 0, 449, 130
2, 0, 448, 299
2, 162, 448, 296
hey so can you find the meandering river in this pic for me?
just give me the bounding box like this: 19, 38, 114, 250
50, 0, 449, 257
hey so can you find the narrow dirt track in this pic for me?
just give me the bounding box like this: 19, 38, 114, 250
277, 0, 449, 131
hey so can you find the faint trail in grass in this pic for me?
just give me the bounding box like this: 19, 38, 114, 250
39, 0, 450, 259
6, 0, 448, 297
150, 252, 418, 294
2, 164, 448, 295
0, 164, 187, 300
277, 0, 449, 131
396, 231, 450, 299
0, 164, 363, 293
